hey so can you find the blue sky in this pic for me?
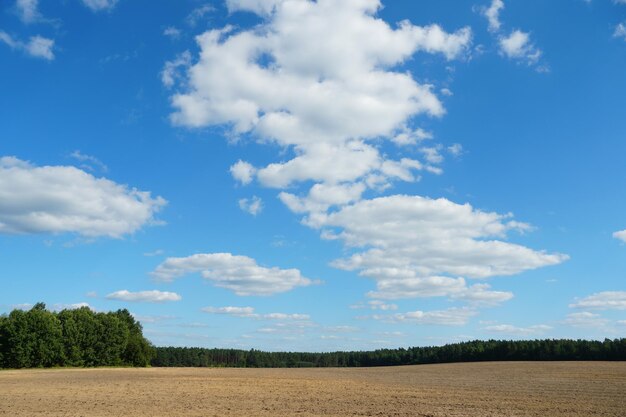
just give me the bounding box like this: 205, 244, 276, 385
1, 0, 625, 351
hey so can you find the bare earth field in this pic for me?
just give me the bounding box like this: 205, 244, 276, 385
1, 362, 625, 416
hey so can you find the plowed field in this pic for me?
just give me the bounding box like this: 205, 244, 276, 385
1, 362, 624, 416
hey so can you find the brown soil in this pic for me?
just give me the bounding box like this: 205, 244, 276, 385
1, 362, 625, 416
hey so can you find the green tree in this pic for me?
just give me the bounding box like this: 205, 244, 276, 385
115, 309, 155, 366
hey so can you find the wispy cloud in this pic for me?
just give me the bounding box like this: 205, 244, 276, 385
0, 31, 54, 60
106, 290, 182, 303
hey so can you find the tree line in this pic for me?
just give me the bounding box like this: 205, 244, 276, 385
2, 303, 625, 369
153, 338, 626, 368
0, 303, 154, 368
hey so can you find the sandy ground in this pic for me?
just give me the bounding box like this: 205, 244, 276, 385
1, 362, 625, 416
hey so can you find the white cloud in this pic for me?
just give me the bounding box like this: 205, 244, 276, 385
279, 182, 366, 215
420, 145, 444, 164
202, 306, 310, 320
187, 4, 214, 26
366, 278, 513, 307
325, 325, 359, 333
226, 0, 284, 15
499, 30, 542, 64
447, 143, 463, 156
256, 320, 315, 334
52, 302, 93, 311
163, 26, 182, 39
263, 312, 310, 320
374, 307, 477, 326
25, 35, 54, 60
15, 0, 41, 24
131, 314, 178, 324
367, 300, 398, 311
451, 283, 514, 306
391, 127, 433, 146
161, 51, 191, 89
152, 252, 316, 296
230, 160, 257, 185
0, 31, 54, 60
305, 195, 566, 300
11, 303, 34, 310
0, 156, 166, 237
484, 323, 551, 336
563, 311, 609, 328
569, 291, 626, 310
167, 0, 471, 195
106, 290, 182, 303
69, 150, 108, 173
239, 196, 263, 215
202, 306, 257, 317
482, 2, 545, 70
81, 0, 119, 12
614, 229, 626, 242
616, 23, 626, 40
483, 0, 504, 32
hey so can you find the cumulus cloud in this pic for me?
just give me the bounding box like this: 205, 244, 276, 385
167, 0, 471, 194
613, 230, 626, 242
563, 312, 609, 328
484, 323, 551, 336
106, 290, 182, 303
161, 0, 562, 310
481, 1, 545, 70
305, 195, 566, 300
569, 291, 626, 310
202, 306, 310, 320
238, 196, 263, 215
450, 283, 514, 306
279, 182, 366, 215
0, 31, 54, 60
499, 30, 542, 64
483, 0, 504, 32
230, 160, 257, 185
81, 0, 119, 11
152, 252, 316, 296
0, 156, 166, 237
374, 307, 477, 326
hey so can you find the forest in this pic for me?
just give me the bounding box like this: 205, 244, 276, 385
152, 338, 626, 368
0, 303, 154, 368
2, 304, 625, 369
